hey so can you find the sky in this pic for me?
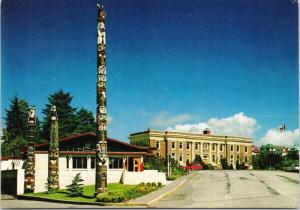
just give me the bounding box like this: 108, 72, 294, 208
1, 0, 299, 146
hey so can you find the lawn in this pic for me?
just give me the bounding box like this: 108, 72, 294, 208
24, 183, 161, 203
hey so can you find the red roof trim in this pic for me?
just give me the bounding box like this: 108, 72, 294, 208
35, 132, 149, 151
1, 156, 23, 161
36, 151, 153, 156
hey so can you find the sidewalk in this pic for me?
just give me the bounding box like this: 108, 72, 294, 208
128, 171, 197, 206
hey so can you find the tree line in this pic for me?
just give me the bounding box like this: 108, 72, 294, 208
1, 89, 96, 156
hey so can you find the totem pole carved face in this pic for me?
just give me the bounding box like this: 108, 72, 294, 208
50, 106, 58, 121
28, 107, 36, 124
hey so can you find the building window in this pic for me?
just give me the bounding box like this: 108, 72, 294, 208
230, 155, 233, 163
195, 143, 199, 150
245, 147, 248, 153
237, 155, 239, 161
91, 157, 95, 169
204, 143, 208, 149
220, 155, 223, 160
171, 152, 175, 159
72, 157, 87, 169
212, 155, 215, 162
179, 142, 183, 150
212, 144, 215, 151
109, 157, 123, 169
172, 142, 175, 149
245, 156, 248, 163
186, 142, 190, 150
231, 145, 233, 151
66, 157, 69, 169
179, 153, 183, 161
237, 146, 240, 152
156, 141, 160, 149
220, 144, 223, 151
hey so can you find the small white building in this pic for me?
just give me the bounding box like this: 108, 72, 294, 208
1, 133, 167, 195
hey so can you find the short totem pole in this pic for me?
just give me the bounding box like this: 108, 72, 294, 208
47, 105, 59, 191
95, 4, 108, 195
24, 107, 36, 193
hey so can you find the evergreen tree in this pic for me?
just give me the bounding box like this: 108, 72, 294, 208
74, 108, 96, 134
42, 90, 77, 139
1, 96, 42, 156
4, 96, 29, 139
66, 173, 84, 197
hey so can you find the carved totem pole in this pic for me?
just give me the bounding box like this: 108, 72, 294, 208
95, 4, 108, 195
24, 107, 36, 193
48, 105, 59, 190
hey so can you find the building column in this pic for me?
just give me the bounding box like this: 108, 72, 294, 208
191, 141, 194, 161
200, 142, 203, 158
217, 143, 220, 165
209, 143, 212, 163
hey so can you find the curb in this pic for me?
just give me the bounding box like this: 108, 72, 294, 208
16, 195, 147, 207
143, 172, 198, 206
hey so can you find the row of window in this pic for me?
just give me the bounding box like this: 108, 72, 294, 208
156, 141, 249, 152
66, 157, 123, 169
170, 152, 248, 163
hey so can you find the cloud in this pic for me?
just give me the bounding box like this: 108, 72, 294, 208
167, 112, 259, 137
258, 128, 299, 147
107, 115, 113, 125
150, 111, 192, 127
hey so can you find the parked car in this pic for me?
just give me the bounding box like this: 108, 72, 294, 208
182, 163, 203, 171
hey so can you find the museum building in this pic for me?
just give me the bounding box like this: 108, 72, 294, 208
129, 129, 253, 169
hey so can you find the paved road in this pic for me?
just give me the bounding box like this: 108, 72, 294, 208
0, 199, 144, 209
152, 170, 299, 208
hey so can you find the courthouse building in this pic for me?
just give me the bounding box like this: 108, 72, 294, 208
129, 129, 253, 169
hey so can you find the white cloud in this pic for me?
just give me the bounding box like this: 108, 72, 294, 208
107, 115, 113, 125
258, 128, 299, 147
150, 111, 192, 127
167, 112, 259, 137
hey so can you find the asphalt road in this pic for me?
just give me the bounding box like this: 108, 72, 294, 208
152, 170, 299, 208
0, 199, 144, 209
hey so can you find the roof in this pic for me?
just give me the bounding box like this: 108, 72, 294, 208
130, 130, 253, 142
36, 132, 149, 151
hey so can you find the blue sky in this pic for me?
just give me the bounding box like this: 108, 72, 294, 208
1, 0, 298, 145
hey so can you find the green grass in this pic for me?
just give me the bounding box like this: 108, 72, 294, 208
167, 167, 186, 180
24, 183, 160, 203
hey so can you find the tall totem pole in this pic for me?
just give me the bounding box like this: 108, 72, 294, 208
24, 107, 36, 193
48, 105, 59, 191
95, 4, 108, 195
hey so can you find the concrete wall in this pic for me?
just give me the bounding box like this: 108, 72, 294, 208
123, 170, 168, 185
1, 159, 24, 170
34, 154, 124, 193
17, 169, 25, 195
35, 154, 48, 193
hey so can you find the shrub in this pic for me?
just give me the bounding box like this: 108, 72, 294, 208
221, 158, 229, 169
96, 190, 125, 203
138, 182, 145, 186
228, 164, 234, 170
151, 182, 156, 186
146, 182, 152, 187
166, 176, 176, 180
158, 182, 162, 186
66, 173, 84, 197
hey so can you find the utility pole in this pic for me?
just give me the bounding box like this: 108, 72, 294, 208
24, 107, 36, 193
95, 3, 108, 195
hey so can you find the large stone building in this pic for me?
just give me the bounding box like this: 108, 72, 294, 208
129, 129, 253, 169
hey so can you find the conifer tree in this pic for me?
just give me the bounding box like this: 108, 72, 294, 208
66, 173, 84, 197
42, 90, 77, 139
